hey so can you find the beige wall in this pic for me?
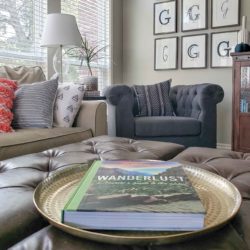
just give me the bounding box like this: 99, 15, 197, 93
120, 0, 250, 146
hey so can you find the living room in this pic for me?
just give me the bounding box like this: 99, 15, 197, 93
0, 0, 250, 249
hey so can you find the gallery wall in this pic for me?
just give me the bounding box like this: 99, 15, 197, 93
120, 0, 250, 147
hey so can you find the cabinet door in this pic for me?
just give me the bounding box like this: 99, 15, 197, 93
234, 62, 250, 152
240, 66, 250, 113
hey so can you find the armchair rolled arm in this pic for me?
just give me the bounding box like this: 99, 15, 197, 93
200, 84, 224, 104
105, 84, 133, 106
104, 85, 135, 138
74, 100, 107, 137
170, 83, 224, 119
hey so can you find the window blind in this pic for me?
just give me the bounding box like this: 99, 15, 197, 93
61, 0, 111, 91
0, 0, 47, 70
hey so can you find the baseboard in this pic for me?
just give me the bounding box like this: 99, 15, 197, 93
216, 143, 231, 150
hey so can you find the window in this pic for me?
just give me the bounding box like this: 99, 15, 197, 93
61, 0, 111, 91
0, 0, 47, 70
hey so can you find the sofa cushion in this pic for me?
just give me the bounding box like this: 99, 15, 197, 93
53, 83, 85, 127
132, 80, 173, 117
0, 127, 93, 160
135, 116, 201, 137
0, 78, 17, 133
12, 79, 58, 129
0, 66, 46, 85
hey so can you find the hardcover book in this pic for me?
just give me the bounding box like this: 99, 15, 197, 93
62, 160, 205, 231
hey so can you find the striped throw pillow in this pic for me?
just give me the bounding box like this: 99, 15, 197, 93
0, 78, 17, 133
12, 79, 58, 128
133, 80, 173, 117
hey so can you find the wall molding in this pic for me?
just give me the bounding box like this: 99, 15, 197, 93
216, 143, 231, 150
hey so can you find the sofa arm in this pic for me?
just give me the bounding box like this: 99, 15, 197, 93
105, 85, 135, 138
74, 100, 107, 136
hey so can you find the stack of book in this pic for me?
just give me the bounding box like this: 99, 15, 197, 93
84, 90, 100, 97
62, 160, 205, 231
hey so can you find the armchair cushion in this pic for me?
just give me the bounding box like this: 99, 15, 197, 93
132, 79, 173, 116
135, 116, 201, 137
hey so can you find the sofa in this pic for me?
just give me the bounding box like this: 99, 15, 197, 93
0, 100, 107, 160
0, 66, 107, 160
105, 83, 224, 148
0, 135, 249, 250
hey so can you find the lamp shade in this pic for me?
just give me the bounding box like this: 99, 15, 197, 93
41, 13, 82, 47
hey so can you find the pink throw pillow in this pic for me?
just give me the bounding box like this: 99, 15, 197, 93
0, 78, 17, 133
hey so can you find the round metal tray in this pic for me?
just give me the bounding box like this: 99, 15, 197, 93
33, 164, 242, 246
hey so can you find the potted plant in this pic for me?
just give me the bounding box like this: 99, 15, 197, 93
66, 36, 108, 91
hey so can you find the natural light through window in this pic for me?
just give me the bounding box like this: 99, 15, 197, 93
0, 0, 47, 70
61, 0, 111, 91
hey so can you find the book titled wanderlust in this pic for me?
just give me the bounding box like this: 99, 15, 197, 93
62, 160, 205, 231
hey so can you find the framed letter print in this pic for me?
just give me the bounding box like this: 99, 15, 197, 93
154, 1, 177, 35
211, 31, 238, 68
181, 0, 207, 32
212, 0, 240, 28
181, 34, 207, 69
154, 37, 178, 70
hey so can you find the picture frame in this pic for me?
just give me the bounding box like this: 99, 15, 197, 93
211, 0, 240, 28
154, 0, 177, 35
154, 37, 178, 70
211, 31, 239, 68
181, 34, 207, 69
181, 0, 207, 32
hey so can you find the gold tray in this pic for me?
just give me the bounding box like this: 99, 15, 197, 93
33, 164, 242, 246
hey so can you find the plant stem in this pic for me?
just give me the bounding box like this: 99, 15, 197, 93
87, 61, 93, 76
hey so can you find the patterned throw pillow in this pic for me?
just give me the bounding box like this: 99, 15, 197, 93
132, 80, 173, 116
53, 83, 85, 127
0, 78, 17, 133
12, 79, 58, 128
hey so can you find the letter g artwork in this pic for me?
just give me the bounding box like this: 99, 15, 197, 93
182, 0, 207, 32
211, 31, 238, 67
211, 0, 240, 28
187, 5, 200, 22
159, 9, 171, 25
181, 34, 207, 69
154, 1, 177, 34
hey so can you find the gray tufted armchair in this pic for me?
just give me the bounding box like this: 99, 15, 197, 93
105, 83, 224, 148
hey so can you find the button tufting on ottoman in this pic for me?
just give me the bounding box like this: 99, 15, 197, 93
0, 136, 184, 249
174, 146, 250, 249
174, 147, 250, 199
1, 138, 250, 250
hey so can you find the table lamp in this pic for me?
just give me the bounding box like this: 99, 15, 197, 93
41, 13, 82, 82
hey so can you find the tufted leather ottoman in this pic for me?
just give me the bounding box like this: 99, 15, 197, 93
1, 137, 250, 250
0, 136, 184, 249
174, 147, 250, 249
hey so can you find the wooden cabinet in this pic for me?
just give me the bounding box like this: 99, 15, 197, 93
231, 52, 250, 153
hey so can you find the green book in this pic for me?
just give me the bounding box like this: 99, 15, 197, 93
62, 160, 205, 231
